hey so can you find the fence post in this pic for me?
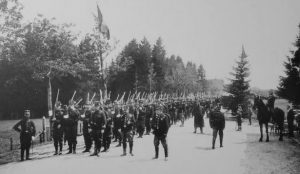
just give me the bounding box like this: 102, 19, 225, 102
10, 138, 13, 150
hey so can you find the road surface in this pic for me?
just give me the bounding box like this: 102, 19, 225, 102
0, 118, 299, 174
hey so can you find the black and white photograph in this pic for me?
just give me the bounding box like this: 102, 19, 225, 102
0, 0, 300, 173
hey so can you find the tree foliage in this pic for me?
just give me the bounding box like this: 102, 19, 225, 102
225, 46, 250, 115
277, 24, 300, 105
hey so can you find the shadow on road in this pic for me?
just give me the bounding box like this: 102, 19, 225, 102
195, 146, 212, 151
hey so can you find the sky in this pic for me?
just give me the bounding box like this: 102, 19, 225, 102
19, 0, 300, 89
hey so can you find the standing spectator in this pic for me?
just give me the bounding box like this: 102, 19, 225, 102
13, 110, 36, 161
209, 105, 225, 149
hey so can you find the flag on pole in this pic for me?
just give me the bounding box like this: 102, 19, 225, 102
97, 4, 103, 28
96, 4, 110, 40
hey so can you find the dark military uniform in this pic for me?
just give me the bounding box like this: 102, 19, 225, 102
90, 108, 107, 156
151, 109, 170, 160
52, 109, 64, 155
13, 113, 36, 161
120, 111, 135, 156
103, 109, 113, 152
113, 108, 123, 146
169, 103, 176, 125
193, 102, 205, 133
64, 107, 79, 154
136, 106, 146, 138
82, 110, 92, 152
209, 108, 225, 149
145, 105, 153, 135
178, 103, 185, 127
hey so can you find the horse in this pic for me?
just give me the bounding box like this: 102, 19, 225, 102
253, 96, 285, 142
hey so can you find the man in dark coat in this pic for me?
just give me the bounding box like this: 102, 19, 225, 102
136, 104, 146, 138
267, 91, 276, 112
193, 102, 205, 133
52, 107, 64, 155
82, 108, 92, 153
145, 104, 154, 135
90, 105, 107, 156
102, 107, 113, 152
287, 105, 295, 138
13, 110, 36, 161
120, 107, 136, 156
113, 105, 123, 147
151, 104, 170, 161
178, 102, 185, 127
209, 105, 225, 149
64, 105, 80, 154
169, 102, 176, 125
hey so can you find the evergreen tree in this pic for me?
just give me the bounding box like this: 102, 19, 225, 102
277, 24, 300, 105
226, 46, 250, 115
152, 37, 166, 92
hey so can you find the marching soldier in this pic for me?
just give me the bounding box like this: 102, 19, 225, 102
145, 104, 153, 135
82, 107, 92, 153
151, 104, 170, 161
113, 105, 123, 147
102, 106, 113, 152
209, 104, 225, 149
193, 101, 205, 134
64, 103, 80, 154
169, 102, 176, 125
13, 110, 36, 161
178, 101, 185, 127
120, 106, 136, 156
52, 104, 64, 155
90, 103, 107, 156
136, 102, 146, 138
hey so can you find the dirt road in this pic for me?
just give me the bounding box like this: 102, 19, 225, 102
0, 118, 299, 174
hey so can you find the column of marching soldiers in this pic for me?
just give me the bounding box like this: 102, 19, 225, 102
13, 91, 225, 162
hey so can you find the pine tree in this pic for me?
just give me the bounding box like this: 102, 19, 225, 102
277, 24, 300, 105
152, 37, 166, 92
226, 46, 251, 115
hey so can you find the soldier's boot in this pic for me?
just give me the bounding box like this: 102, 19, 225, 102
121, 148, 127, 156
72, 144, 76, 154
54, 145, 58, 155
212, 139, 216, 149
220, 136, 223, 148
25, 148, 31, 160
21, 149, 25, 161
153, 146, 159, 159
54, 150, 58, 155
129, 142, 134, 156
66, 144, 72, 154
116, 141, 122, 147
59, 143, 63, 155
200, 127, 203, 134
